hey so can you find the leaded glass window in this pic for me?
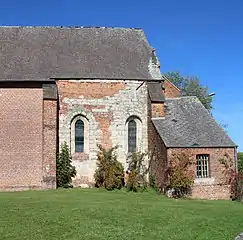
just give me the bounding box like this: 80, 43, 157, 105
75, 120, 84, 152
128, 120, 137, 153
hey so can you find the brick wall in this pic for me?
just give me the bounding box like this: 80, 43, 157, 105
147, 96, 168, 190
151, 103, 164, 118
167, 147, 236, 200
0, 87, 43, 190
57, 80, 148, 187
163, 80, 181, 98
42, 100, 57, 189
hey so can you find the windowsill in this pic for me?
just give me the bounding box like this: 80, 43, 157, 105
194, 177, 215, 185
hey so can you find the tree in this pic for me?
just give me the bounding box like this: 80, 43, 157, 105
94, 145, 124, 190
238, 152, 243, 173
56, 142, 76, 188
126, 152, 148, 192
165, 152, 194, 198
218, 153, 243, 200
164, 71, 213, 111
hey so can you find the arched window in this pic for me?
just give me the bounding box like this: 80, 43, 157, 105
128, 120, 137, 153
71, 115, 89, 154
75, 120, 84, 152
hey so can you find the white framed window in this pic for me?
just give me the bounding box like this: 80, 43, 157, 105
71, 115, 89, 154
196, 154, 209, 178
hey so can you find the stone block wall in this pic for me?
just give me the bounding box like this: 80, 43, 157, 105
57, 80, 148, 187
167, 147, 236, 200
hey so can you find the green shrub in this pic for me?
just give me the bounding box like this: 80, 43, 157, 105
56, 142, 76, 188
238, 152, 243, 173
126, 152, 148, 192
94, 145, 124, 190
165, 153, 194, 198
235, 174, 243, 201
219, 153, 243, 201
149, 173, 156, 190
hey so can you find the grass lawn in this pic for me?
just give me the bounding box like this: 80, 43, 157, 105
0, 188, 243, 240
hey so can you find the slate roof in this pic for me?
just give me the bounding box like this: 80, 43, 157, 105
0, 26, 161, 81
153, 96, 236, 148
147, 82, 165, 102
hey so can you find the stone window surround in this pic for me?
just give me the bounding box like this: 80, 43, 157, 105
70, 115, 89, 154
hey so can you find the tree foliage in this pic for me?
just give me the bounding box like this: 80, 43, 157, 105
126, 152, 148, 192
164, 71, 213, 111
218, 153, 235, 186
94, 145, 124, 190
56, 142, 76, 188
218, 153, 243, 201
238, 152, 243, 173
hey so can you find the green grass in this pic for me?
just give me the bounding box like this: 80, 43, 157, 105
0, 188, 243, 240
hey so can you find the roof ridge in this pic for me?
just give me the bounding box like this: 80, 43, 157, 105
0, 26, 143, 30
163, 77, 181, 92
165, 96, 198, 100
0, 26, 158, 81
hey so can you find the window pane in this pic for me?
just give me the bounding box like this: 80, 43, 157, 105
196, 160, 202, 178
196, 155, 209, 178
128, 120, 137, 153
75, 120, 84, 152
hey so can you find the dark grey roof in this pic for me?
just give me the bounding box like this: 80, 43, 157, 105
0, 26, 162, 81
147, 82, 165, 102
153, 96, 236, 148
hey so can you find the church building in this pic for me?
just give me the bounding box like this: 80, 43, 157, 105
0, 26, 236, 199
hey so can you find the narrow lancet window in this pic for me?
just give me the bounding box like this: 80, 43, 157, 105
75, 120, 84, 152
128, 120, 137, 153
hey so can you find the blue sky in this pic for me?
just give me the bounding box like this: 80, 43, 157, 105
0, 0, 242, 150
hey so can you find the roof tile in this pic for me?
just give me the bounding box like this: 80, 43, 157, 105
153, 96, 236, 148
0, 26, 161, 81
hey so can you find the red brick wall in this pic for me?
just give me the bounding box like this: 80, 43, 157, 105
58, 81, 125, 99
58, 81, 126, 116
167, 147, 236, 200
0, 88, 43, 190
57, 80, 126, 150
148, 96, 168, 190
151, 103, 164, 118
42, 100, 57, 189
163, 80, 181, 98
